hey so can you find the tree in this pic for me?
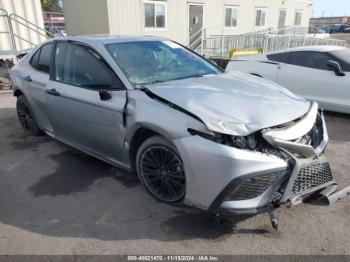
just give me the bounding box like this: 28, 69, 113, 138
41, 0, 62, 13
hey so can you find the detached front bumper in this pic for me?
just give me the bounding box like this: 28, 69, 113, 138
175, 102, 344, 215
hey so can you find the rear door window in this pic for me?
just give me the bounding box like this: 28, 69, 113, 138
267, 52, 291, 64
30, 43, 53, 74
30, 49, 40, 68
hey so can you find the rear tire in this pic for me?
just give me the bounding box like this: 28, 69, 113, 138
136, 136, 186, 203
16, 95, 43, 136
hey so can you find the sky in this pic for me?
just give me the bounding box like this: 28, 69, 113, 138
312, 0, 350, 17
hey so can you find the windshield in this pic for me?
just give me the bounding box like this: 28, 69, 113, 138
106, 40, 221, 85
330, 49, 350, 72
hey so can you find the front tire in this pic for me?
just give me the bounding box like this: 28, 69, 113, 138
16, 95, 42, 136
136, 136, 186, 203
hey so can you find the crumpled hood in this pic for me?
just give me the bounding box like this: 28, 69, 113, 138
145, 71, 311, 136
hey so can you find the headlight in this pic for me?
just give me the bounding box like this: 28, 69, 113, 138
188, 128, 259, 150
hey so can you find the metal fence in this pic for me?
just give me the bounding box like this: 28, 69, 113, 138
201, 27, 346, 58
0, 8, 54, 56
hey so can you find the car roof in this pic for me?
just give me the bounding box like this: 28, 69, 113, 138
49, 35, 168, 45
268, 45, 346, 54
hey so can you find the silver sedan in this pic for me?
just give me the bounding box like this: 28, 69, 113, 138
10, 36, 338, 225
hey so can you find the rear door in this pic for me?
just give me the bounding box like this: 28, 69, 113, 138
21, 43, 54, 133
46, 41, 127, 163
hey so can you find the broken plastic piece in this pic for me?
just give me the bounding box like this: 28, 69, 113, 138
268, 211, 279, 230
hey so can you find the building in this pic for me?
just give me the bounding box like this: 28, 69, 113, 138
43, 12, 65, 34
63, 0, 312, 46
310, 16, 350, 28
0, 0, 45, 52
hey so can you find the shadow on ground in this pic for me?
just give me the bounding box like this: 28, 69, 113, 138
0, 108, 268, 242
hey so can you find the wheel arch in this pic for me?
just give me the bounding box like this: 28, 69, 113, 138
129, 126, 162, 172
13, 89, 24, 97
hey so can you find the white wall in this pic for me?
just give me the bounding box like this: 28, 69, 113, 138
0, 0, 45, 51
64, 0, 110, 35
64, 0, 311, 45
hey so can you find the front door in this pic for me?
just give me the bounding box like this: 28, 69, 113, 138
189, 4, 204, 51
278, 51, 350, 113
46, 41, 127, 163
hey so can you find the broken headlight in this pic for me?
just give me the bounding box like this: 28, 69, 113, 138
188, 128, 260, 150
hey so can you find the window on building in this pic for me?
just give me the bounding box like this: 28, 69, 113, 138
225, 6, 238, 27
255, 8, 266, 27
144, 1, 166, 29
278, 10, 287, 28
294, 11, 302, 26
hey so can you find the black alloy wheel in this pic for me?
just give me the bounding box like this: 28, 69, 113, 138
16, 95, 42, 136
137, 137, 186, 203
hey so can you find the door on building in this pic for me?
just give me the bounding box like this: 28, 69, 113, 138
278, 9, 287, 28
188, 4, 204, 51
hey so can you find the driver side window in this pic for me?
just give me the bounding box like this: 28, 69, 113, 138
290, 51, 332, 71
54, 42, 124, 89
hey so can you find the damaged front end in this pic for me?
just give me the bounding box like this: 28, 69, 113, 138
261, 102, 334, 206
181, 101, 347, 218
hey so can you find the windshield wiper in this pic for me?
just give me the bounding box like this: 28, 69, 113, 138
149, 79, 167, 84
140, 73, 207, 86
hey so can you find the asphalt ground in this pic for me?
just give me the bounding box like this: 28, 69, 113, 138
0, 93, 350, 255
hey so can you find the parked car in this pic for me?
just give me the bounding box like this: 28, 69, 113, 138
227, 46, 350, 114
309, 27, 326, 34
321, 27, 330, 33
329, 24, 343, 34
344, 26, 350, 33
10, 36, 339, 226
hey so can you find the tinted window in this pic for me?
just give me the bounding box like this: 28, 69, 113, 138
290, 51, 332, 71
30, 44, 52, 73
30, 49, 40, 68
329, 49, 350, 72
54, 42, 123, 89
267, 52, 290, 64
37, 43, 52, 73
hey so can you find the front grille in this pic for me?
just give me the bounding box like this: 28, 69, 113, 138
225, 171, 285, 201
292, 162, 333, 194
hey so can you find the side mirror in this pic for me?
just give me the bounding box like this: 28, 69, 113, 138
99, 89, 112, 101
327, 60, 345, 76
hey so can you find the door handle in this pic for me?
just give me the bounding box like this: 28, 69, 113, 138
24, 75, 32, 82
46, 88, 60, 96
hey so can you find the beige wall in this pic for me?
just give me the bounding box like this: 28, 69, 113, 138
0, 0, 45, 51
64, 0, 110, 35
64, 0, 311, 45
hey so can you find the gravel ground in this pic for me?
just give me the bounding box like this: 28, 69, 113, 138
0, 93, 350, 255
